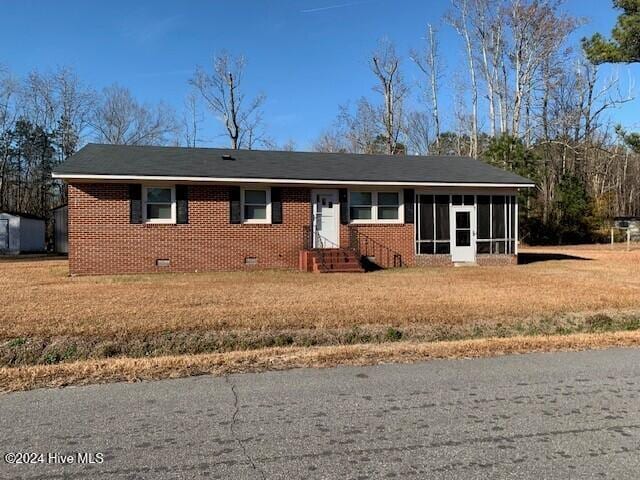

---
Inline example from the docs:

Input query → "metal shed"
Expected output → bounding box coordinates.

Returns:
[0,211,46,254]
[52,204,68,254]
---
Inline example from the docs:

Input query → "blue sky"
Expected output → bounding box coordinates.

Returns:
[1,0,638,149]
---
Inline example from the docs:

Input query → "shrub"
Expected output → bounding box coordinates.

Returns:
[384,327,403,342]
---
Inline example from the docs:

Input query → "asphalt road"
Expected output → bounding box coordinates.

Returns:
[2,348,640,479]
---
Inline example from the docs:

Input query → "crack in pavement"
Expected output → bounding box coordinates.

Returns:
[225,375,267,480]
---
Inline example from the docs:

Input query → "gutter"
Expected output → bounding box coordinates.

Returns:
[52,173,535,189]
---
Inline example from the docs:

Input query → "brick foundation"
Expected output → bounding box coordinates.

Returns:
[476,254,518,266]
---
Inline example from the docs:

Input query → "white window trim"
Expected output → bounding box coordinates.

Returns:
[142,185,176,224]
[349,190,404,224]
[241,187,272,224]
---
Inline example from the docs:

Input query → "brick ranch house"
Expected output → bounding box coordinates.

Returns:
[52,144,534,275]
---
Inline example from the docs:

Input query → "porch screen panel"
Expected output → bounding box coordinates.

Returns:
[419,195,434,254]
[435,195,450,254]
[510,196,516,253]
[477,194,517,255]
[492,195,506,254]
[416,194,451,255]
[417,195,434,254]
[435,195,450,240]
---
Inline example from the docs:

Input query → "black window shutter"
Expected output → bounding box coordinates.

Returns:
[176,185,189,224]
[404,188,415,224]
[129,184,142,224]
[230,186,241,224]
[271,187,282,224]
[339,188,349,224]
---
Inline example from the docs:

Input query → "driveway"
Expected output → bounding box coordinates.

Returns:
[2,348,640,479]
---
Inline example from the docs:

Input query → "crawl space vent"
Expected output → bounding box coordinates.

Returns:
[244,257,258,266]
[156,259,170,267]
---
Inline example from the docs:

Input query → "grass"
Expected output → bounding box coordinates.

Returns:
[4,331,640,393]
[1,243,640,390]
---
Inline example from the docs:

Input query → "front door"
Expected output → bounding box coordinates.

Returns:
[451,206,475,262]
[0,219,8,251]
[312,190,339,248]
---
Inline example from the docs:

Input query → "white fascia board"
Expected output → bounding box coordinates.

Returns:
[52,173,535,189]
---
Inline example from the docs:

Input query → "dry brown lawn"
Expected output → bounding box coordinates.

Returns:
[2,244,640,391]
[2,244,640,340]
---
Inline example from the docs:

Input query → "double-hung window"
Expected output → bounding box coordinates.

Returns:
[143,186,175,223]
[377,192,400,220]
[350,192,373,220]
[242,188,271,223]
[349,191,402,223]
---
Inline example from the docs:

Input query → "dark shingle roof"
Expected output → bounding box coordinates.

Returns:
[53,144,534,186]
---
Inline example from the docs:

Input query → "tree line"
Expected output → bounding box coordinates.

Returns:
[0,0,638,245]
[313,0,640,244]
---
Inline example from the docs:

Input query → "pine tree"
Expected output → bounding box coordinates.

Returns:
[583,0,640,64]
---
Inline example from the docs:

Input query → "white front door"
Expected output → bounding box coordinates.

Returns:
[451,206,476,262]
[312,189,340,248]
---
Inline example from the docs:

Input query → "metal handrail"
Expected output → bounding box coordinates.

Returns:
[348,226,403,268]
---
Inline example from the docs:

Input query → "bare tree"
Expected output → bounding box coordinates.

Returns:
[313,128,349,153]
[190,52,266,149]
[371,39,408,155]
[506,0,579,136]
[340,99,383,154]
[404,111,432,155]
[448,0,479,157]
[411,24,443,152]
[468,0,504,137]
[182,91,203,148]
[91,85,178,145]
[20,67,94,158]
[0,66,19,207]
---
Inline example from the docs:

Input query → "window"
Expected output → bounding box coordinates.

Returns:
[350,192,372,220]
[242,188,271,223]
[143,186,175,223]
[452,195,474,206]
[377,192,400,220]
[476,195,517,254]
[349,191,402,223]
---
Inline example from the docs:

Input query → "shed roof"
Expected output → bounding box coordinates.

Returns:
[0,211,45,220]
[53,143,535,187]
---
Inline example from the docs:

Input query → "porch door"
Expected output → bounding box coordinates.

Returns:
[0,219,8,251]
[451,206,475,262]
[312,189,340,248]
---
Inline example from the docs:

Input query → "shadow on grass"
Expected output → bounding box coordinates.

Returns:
[518,252,591,265]
[359,256,384,272]
[0,254,68,263]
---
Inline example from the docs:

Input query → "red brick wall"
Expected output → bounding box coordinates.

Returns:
[68,183,516,274]
[340,224,415,267]
[68,183,312,275]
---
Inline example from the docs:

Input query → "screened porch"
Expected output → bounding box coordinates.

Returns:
[415,193,518,262]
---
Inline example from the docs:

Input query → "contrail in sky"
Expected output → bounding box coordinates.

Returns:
[300,1,373,14]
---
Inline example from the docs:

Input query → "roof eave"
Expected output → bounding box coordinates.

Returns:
[51,173,535,189]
